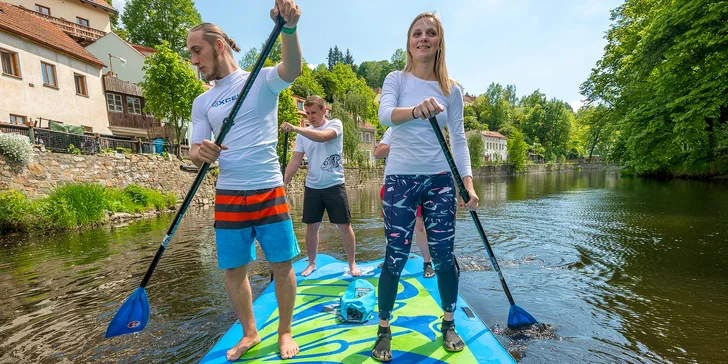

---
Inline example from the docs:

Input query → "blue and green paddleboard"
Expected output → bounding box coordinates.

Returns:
[201,254,516,363]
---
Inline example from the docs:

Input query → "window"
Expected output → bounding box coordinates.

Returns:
[41,62,57,88]
[34,4,50,15]
[297,101,303,110]
[76,17,89,27]
[365,132,371,143]
[127,96,142,114]
[106,93,123,112]
[82,125,93,133]
[9,114,26,125]
[74,74,87,96]
[1,50,21,78]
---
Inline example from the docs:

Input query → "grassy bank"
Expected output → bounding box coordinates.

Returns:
[0,183,177,234]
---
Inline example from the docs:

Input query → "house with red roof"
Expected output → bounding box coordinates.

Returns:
[0,1,111,133]
[466,130,509,162]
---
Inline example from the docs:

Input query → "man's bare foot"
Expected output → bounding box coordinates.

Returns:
[278,332,299,359]
[300,264,316,277]
[226,334,261,361]
[349,264,362,276]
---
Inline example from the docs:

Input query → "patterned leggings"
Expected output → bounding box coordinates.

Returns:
[378,173,459,321]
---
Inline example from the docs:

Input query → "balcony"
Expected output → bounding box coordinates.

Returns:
[107,112,159,130]
[19,7,106,45]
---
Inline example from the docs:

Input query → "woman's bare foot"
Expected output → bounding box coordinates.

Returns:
[226,334,261,361]
[278,332,299,359]
[300,264,316,277]
[349,264,362,276]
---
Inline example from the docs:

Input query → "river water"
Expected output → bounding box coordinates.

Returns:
[1,169,727,363]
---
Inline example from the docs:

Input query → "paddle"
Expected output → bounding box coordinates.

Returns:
[104,16,287,339]
[282,131,289,175]
[271,131,289,282]
[427,117,537,329]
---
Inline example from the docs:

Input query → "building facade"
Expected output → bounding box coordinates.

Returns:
[1,1,110,133]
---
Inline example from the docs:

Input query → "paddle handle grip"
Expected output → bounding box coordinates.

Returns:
[427,117,516,306]
[138,17,286,289]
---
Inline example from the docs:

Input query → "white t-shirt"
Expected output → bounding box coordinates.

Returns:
[294,119,345,189]
[378,71,472,178]
[191,66,291,190]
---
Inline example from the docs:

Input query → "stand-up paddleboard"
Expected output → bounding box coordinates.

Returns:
[200,254,516,363]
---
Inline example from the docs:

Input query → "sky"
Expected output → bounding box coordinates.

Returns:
[113,0,623,111]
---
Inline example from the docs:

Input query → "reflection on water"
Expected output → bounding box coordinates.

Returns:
[1,169,727,363]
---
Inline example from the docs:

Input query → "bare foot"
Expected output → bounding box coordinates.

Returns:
[349,264,362,276]
[300,264,316,277]
[278,332,299,359]
[226,334,261,361]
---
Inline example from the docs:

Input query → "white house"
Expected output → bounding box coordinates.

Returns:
[85,32,149,84]
[467,130,508,162]
[0,1,111,134]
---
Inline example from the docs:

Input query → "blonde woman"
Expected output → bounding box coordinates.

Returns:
[372,12,479,361]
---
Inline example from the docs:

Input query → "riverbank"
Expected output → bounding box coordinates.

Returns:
[1,150,616,234]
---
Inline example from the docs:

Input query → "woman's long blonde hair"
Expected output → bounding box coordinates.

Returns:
[404,12,457,96]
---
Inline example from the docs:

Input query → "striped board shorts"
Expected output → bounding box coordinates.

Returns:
[213,186,300,269]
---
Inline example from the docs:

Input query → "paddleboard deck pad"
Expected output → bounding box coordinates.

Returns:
[200,254,515,363]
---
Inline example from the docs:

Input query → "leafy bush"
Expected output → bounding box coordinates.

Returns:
[0,133,33,164]
[0,190,32,233]
[0,183,178,233]
[30,196,77,230]
[103,187,139,213]
[123,184,148,206]
[68,144,82,155]
[48,183,106,226]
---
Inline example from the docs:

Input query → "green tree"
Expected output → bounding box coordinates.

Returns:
[290,63,326,99]
[581,0,728,176]
[277,88,299,165]
[104,0,129,40]
[576,104,615,162]
[507,129,529,172]
[121,0,202,56]
[344,78,375,117]
[468,133,485,168]
[141,41,205,157]
[464,115,480,131]
[327,45,344,71]
[238,36,281,71]
[313,66,339,103]
[357,61,383,88]
[391,48,406,70]
[330,102,363,166]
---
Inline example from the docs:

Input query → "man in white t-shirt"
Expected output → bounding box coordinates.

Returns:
[281,95,361,277]
[186,1,303,360]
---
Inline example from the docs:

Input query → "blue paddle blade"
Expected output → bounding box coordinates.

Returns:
[105,287,150,338]
[507,304,537,329]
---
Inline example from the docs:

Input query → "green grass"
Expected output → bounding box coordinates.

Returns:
[0,183,178,234]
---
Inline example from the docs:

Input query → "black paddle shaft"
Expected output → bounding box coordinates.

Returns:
[282,131,289,175]
[272,131,289,283]
[427,117,516,306]
[139,17,286,289]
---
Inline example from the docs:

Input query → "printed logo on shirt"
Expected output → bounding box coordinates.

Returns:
[321,154,342,172]
[212,95,237,108]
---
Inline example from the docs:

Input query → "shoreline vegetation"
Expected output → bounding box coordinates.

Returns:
[1,163,723,236]
[0,183,177,235]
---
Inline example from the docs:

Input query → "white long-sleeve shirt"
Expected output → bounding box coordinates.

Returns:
[378,71,472,178]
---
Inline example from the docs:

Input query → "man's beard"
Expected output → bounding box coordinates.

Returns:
[208,51,222,81]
